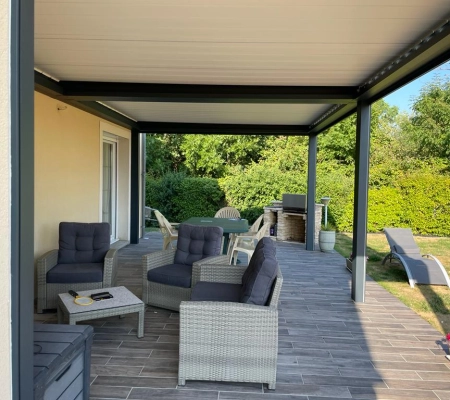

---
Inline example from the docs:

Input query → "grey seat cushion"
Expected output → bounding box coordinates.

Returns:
[46,263,103,284]
[240,237,279,306]
[191,282,242,302]
[174,224,223,266]
[58,222,110,264]
[147,264,193,288]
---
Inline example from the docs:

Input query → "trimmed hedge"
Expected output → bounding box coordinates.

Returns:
[146,172,224,222]
[338,187,404,232]
[396,173,450,236]
[336,175,450,235]
[218,164,306,222]
[316,166,354,228]
[146,170,450,236]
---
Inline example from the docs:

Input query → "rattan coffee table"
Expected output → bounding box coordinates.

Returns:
[57,286,145,338]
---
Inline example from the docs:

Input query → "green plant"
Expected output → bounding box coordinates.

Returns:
[321,223,336,231]
[218,163,306,214]
[396,173,450,235]
[146,172,225,222]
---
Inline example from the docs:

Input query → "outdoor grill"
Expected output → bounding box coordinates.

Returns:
[282,194,307,214]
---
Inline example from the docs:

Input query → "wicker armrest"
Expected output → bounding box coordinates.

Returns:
[36,249,58,275]
[142,249,176,273]
[192,263,247,286]
[36,249,59,314]
[193,254,229,266]
[103,248,118,287]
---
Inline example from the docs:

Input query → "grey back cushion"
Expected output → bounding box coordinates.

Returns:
[240,237,278,305]
[58,222,110,264]
[174,224,223,266]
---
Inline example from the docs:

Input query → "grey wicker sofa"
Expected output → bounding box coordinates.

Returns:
[178,237,282,389]
[142,223,225,311]
[37,222,118,313]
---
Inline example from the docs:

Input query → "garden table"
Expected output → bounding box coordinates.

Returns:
[57,286,145,338]
[182,217,249,255]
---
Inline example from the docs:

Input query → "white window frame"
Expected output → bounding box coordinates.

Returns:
[101,133,119,242]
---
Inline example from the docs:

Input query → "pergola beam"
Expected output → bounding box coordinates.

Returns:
[137,122,309,135]
[59,81,357,104]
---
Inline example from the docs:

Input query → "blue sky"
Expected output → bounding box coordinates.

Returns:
[383,61,450,113]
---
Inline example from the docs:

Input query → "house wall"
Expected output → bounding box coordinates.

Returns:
[34,92,131,259]
[0,0,12,395]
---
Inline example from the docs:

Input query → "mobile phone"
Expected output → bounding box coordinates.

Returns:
[90,292,113,301]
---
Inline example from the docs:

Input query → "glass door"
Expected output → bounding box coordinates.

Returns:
[102,138,117,242]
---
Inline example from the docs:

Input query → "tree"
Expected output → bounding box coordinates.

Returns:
[317,100,400,166]
[181,134,270,178]
[145,134,185,178]
[259,136,309,173]
[405,78,450,160]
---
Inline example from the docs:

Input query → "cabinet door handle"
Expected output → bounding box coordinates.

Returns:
[55,364,72,381]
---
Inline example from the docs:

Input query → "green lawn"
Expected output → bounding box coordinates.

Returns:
[335,232,450,335]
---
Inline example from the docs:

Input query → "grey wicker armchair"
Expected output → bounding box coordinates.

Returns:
[37,222,118,313]
[142,223,225,311]
[179,237,282,390]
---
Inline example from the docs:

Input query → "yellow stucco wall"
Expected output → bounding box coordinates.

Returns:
[0,0,12,396]
[34,92,131,259]
[35,93,101,257]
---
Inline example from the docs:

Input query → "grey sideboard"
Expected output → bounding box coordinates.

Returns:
[34,323,93,400]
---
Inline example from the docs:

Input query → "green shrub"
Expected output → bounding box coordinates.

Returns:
[147,167,450,237]
[367,187,404,232]
[316,164,354,229]
[338,186,404,233]
[219,163,306,221]
[172,177,224,221]
[146,172,224,222]
[146,172,186,220]
[397,173,450,235]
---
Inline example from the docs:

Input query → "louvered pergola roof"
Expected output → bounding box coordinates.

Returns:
[34,0,450,134]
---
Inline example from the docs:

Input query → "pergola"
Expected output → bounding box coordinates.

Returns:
[11,0,450,397]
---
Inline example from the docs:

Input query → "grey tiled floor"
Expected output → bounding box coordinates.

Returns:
[35,232,450,399]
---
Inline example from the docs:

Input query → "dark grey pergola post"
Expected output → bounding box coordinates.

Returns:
[140,133,147,238]
[306,134,318,251]
[352,101,371,302]
[130,129,140,244]
[11,0,35,398]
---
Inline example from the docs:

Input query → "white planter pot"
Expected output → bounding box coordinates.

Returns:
[319,230,335,252]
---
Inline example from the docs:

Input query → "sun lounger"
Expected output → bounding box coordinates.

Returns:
[382,228,450,288]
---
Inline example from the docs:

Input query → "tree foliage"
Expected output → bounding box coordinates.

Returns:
[146,172,224,222]
[180,134,269,178]
[406,79,450,160]
[146,134,185,178]
[145,77,450,236]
